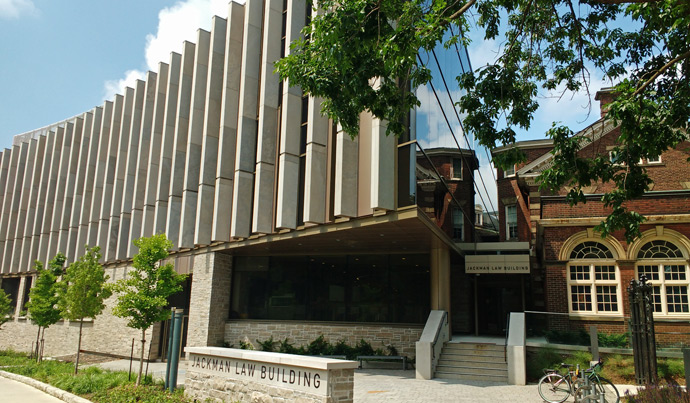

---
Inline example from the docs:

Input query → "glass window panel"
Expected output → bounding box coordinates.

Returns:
[595,265,616,281]
[596,285,618,312]
[666,286,689,313]
[570,265,590,281]
[452,158,462,179]
[571,285,592,312]
[570,241,613,259]
[664,265,687,281]
[506,205,518,239]
[637,265,660,281]
[638,240,683,259]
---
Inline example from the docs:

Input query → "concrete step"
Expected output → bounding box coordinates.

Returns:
[443,343,505,353]
[434,370,508,383]
[440,350,506,361]
[436,363,507,376]
[437,358,507,369]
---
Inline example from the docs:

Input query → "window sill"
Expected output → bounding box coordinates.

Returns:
[568,314,625,321]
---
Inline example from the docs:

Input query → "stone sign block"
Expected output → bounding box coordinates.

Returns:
[185,347,358,402]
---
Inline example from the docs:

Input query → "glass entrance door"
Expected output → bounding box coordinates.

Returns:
[476,275,524,335]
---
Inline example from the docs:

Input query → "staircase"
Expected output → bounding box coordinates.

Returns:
[434,342,508,382]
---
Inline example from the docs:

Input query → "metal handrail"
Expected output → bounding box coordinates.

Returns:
[504,312,510,362]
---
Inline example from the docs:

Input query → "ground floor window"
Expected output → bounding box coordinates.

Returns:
[567,264,621,315]
[230,254,430,324]
[637,263,689,315]
[0,277,21,314]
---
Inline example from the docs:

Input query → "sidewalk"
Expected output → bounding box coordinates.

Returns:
[95,359,637,402]
[0,375,64,403]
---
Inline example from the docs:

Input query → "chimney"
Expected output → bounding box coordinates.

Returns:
[594,87,618,117]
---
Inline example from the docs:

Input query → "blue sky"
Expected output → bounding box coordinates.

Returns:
[0,0,612,210]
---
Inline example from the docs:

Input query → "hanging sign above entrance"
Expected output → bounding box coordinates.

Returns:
[465,255,530,274]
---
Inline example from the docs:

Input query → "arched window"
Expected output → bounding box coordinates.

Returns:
[636,240,689,315]
[567,241,621,315]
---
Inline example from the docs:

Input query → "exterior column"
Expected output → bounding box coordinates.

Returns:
[117,79,147,260]
[142,63,170,239]
[4,143,28,273]
[12,138,40,272]
[106,87,135,261]
[57,116,84,262]
[180,29,211,249]
[0,149,11,271]
[212,2,245,242]
[230,0,263,239]
[167,41,196,249]
[18,135,46,271]
[127,71,158,256]
[274,0,305,231]
[430,243,451,312]
[334,124,358,217]
[187,252,233,347]
[86,102,113,251]
[67,112,94,261]
[76,107,103,259]
[154,53,181,235]
[29,131,56,266]
[38,127,65,265]
[195,17,228,246]
[97,95,124,262]
[370,117,395,211]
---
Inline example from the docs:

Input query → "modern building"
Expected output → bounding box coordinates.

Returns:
[492,90,690,344]
[0,0,479,361]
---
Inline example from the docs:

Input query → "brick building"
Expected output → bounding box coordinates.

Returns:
[492,89,690,343]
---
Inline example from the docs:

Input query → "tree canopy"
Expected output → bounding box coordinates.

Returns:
[276,0,690,241]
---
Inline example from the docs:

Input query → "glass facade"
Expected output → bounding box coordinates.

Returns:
[230,254,430,324]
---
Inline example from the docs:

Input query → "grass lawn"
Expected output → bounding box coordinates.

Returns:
[0,350,191,403]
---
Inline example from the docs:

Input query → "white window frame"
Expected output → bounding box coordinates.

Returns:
[451,158,463,180]
[636,262,689,316]
[505,205,518,240]
[646,155,662,164]
[567,261,622,316]
[504,164,516,177]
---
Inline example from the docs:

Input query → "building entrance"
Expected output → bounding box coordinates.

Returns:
[475,275,525,336]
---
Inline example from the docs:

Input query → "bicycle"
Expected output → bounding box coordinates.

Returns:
[538,360,620,403]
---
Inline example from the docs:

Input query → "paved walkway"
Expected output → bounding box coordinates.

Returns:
[0,375,64,403]
[2,359,635,403]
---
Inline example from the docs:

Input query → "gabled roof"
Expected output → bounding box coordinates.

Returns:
[516,118,618,177]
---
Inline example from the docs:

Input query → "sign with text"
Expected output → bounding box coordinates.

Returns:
[465,254,530,274]
[188,353,329,396]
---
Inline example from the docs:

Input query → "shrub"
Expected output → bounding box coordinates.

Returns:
[306,335,332,356]
[526,347,563,381]
[545,329,590,345]
[625,384,690,403]
[354,339,375,357]
[256,336,277,352]
[90,384,191,403]
[658,358,685,381]
[599,332,630,348]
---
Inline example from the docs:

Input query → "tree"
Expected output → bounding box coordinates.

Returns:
[276,0,690,242]
[26,254,66,362]
[111,234,186,386]
[0,288,12,329]
[59,246,111,374]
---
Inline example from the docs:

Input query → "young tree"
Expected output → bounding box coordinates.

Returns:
[0,288,12,329]
[276,0,690,242]
[59,246,111,374]
[111,234,186,386]
[26,253,66,362]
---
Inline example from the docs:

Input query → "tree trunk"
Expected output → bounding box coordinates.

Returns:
[136,329,146,386]
[39,327,46,362]
[34,326,41,363]
[74,319,84,375]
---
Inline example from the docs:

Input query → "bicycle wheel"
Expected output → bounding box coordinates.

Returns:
[538,373,571,403]
[595,377,620,403]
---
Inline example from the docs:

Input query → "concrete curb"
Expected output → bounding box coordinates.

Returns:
[0,370,93,403]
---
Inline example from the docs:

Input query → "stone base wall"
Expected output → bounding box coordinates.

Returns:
[185,368,354,403]
[225,320,423,359]
[0,265,160,359]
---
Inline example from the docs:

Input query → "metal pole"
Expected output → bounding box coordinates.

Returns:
[683,348,690,388]
[589,325,599,363]
[169,309,183,392]
[164,307,175,389]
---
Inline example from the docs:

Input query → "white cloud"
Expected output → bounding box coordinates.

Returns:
[415,84,471,150]
[102,0,236,100]
[103,70,147,101]
[0,0,37,19]
[475,151,498,214]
